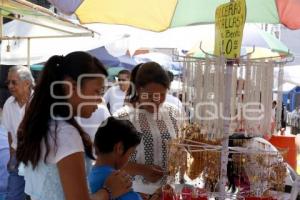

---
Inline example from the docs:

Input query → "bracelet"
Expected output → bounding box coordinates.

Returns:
[102,185,113,200]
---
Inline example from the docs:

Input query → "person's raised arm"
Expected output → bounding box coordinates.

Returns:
[90,171,132,199]
[58,152,132,200]
[123,162,163,183]
[58,152,91,200]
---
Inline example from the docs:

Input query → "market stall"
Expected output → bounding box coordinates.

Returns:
[162,0,296,198]
[4,0,300,199]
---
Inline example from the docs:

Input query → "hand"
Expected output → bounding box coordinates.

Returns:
[139,193,150,200]
[149,187,163,200]
[104,170,132,199]
[148,193,160,200]
[6,159,11,172]
[6,156,14,172]
[139,188,162,200]
[141,165,164,183]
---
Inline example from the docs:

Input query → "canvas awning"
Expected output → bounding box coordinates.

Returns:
[0,0,97,38]
[0,18,123,65]
[0,0,108,65]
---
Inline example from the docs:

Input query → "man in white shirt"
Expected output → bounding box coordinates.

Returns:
[271,100,277,134]
[104,70,131,114]
[2,66,34,200]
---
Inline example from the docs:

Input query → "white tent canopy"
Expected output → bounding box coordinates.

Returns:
[85,23,290,57]
[0,0,121,65]
[273,82,297,93]
[86,23,209,56]
[0,19,119,65]
[274,65,300,87]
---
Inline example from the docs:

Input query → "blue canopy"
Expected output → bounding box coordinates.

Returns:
[88,47,137,69]
[88,47,120,67]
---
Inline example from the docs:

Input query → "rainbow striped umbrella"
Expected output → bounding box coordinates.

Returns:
[49,0,300,31]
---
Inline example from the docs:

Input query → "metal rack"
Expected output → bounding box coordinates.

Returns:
[169,45,294,199]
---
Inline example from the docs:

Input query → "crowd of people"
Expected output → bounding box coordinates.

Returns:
[0,51,184,200]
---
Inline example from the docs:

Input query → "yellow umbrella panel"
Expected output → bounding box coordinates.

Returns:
[76,0,177,31]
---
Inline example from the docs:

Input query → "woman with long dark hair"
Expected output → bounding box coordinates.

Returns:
[114,62,183,199]
[16,52,131,200]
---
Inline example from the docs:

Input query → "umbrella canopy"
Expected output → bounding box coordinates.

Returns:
[48,0,300,31]
[118,55,138,69]
[84,24,290,59]
[274,65,300,86]
[89,46,138,69]
[187,24,290,59]
[88,47,121,67]
[134,52,182,75]
[273,82,297,93]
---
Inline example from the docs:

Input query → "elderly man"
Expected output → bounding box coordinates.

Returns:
[2,66,34,200]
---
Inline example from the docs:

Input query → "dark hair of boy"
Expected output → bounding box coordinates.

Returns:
[118,69,131,76]
[94,117,141,155]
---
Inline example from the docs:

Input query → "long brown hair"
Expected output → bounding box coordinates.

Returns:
[126,62,170,103]
[16,51,108,168]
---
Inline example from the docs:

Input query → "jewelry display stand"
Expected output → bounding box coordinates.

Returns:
[165,47,293,199]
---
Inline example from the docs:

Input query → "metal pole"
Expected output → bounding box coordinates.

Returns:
[11,0,100,36]
[219,60,232,199]
[4,15,75,35]
[0,33,95,40]
[27,38,30,67]
[0,15,2,63]
[0,15,3,37]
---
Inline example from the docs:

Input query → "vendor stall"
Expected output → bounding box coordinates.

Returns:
[3,0,300,199]
[162,0,295,198]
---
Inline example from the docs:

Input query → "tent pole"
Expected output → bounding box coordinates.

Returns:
[1,34,95,40]
[0,15,2,64]
[0,0,2,37]
[13,0,99,36]
[4,15,75,35]
[27,38,30,67]
[0,15,3,38]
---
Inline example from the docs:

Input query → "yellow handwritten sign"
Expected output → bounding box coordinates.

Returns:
[214,0,246,59]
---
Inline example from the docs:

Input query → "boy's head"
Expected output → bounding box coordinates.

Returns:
[94,117,141,169]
